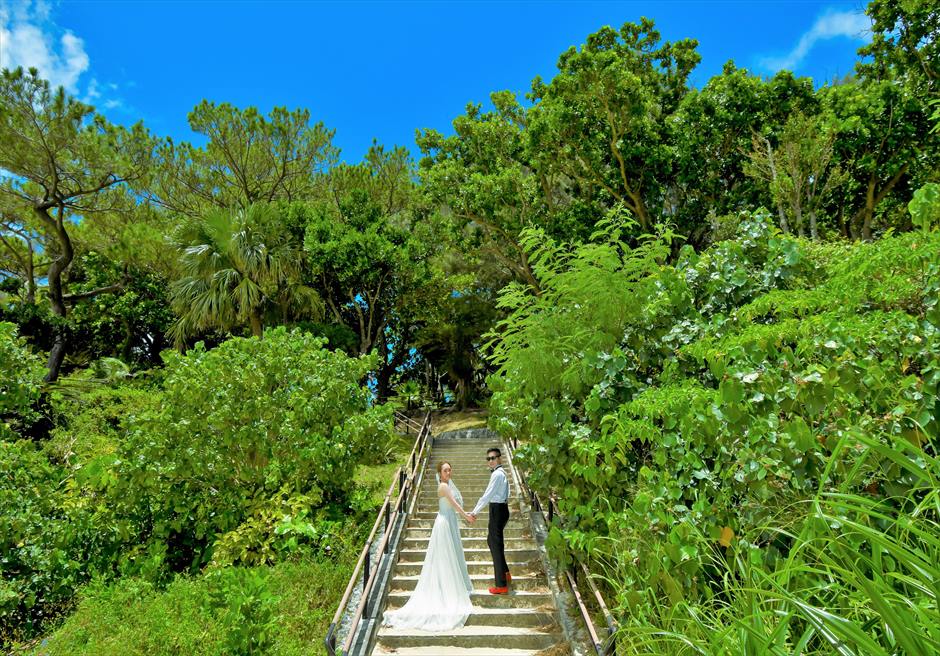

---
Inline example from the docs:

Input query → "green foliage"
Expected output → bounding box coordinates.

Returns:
[27,553,356,656]
[65,251,174,366]
[528,19,700,231]
[0,440,116,643]
[207,567,280,655]
[909,182,940,232]
[151,100,338,217]
[43,379,158,469]
[0,321,44,438]
[110,328,392,572]
[170,203,321,342]
[488,209,940,651]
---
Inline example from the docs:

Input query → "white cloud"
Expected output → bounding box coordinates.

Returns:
[760,9,871,72]
[0,0,89,91]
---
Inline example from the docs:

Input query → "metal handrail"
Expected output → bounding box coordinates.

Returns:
[393,410,423,436]
[324,411,432,656]
[504,436,618,656]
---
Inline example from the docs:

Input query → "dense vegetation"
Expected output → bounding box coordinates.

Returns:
[0,0,937,653]
[489,211,939,653]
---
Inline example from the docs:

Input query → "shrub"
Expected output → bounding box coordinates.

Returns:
[0,441,115,644]
[109,327,393,573]
[487,210,940,652]
[0,321,44,439]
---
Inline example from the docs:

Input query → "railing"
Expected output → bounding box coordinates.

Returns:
[393,410,423,437]
[324,410,433,656]
[504,435,618,656]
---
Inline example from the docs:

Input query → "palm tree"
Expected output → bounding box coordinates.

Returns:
[169,203,320,343]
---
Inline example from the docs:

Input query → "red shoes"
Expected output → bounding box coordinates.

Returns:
[488,572,512,594]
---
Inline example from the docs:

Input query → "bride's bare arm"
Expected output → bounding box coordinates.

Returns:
[439,483,471,519]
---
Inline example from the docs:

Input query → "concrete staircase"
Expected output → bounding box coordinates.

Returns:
[371,436,565,656]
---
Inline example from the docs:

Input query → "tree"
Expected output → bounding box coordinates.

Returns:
[859,0,938,96]
[0,195,47,305]
[527,19,700,232]
[414,289,497,409]
[672,65,818,243]
[304,146,428,354]
[151,101,338,217]
[745,112,847,239]
[301,144,438,401]
[0,67,155,381]
[169,203,319,342]
[824,78,934,239]
[417,92,552,292]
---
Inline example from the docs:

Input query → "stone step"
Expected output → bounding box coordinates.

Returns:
[416,493,514,501]
[420,477,505,484]
[375,626,560,651]
[391,575,547,592]
[398,548,538,563]
[412,508,522,521]
[408,511,528,531]
[385,591,555,610]
[373,647,544,656]
[402,536,535,550]
[413,506,522,516]
[378,607,554,630]
[404,527,530,539]
[395,560,542,577]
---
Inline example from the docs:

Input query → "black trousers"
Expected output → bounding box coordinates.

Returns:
[487,502,510,587]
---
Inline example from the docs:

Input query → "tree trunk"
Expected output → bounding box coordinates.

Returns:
[861,177,877,241]
[121,317,134,362]
[25,238,36,304]
[38,205,74,383]
[249,312,263,338]
[809,209,818,241]
[45,335,67,383]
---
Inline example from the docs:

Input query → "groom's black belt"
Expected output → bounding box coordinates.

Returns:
[489,501,508,506]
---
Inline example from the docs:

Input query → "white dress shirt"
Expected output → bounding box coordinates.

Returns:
[472,465,510,515]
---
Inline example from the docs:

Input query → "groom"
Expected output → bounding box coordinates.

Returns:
[469,447,511,594]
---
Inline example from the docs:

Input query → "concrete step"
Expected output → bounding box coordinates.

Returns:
[412,511,522,521]
[375,626,560,651]
[413,505,522,516]
[395,560,542,577]
[398,548,538,563]
[379,607,553,629]
[391,575,547,592]
[373,647,545,656]
[404,527,530,539]
[385,591,555,610]
[408,516,528,529]
[402,536,535,550]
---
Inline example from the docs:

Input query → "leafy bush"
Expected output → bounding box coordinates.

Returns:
[44,380,159,470]
[0,321,44,439]
[0,441,116,644]
[109,327,393,573]
[487,209,940,652]
[207,567,280,655]
[27,554,357,656]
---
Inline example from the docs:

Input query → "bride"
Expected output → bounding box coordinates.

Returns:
[383,460,474,631]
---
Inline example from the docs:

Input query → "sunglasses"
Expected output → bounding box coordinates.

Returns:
[486,456,499,461]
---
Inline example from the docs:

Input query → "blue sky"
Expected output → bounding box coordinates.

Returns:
[1,0,871,163]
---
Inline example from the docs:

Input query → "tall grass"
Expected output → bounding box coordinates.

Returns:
[606,431,940,655]
[26,555,355,656]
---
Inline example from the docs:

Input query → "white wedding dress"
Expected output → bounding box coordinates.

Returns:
[382,479,473,631]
